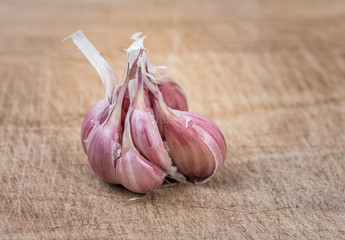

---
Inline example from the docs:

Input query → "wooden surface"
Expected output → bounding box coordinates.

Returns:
[1,0,345,239]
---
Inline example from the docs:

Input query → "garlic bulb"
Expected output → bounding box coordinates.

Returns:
[69,30,227,193]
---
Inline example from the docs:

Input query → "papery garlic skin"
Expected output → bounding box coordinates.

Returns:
[81,99,109,153]
[116,148,165,193]
[68,30,116,104]
[162,110,226,183]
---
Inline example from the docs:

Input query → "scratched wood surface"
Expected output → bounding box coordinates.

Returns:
[1,0,345,239]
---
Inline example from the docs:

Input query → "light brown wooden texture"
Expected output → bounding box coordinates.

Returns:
[1,0,345,239]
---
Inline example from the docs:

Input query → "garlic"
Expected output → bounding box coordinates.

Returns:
[116,81,165,193]
[116,147,166,193]
[69,30,227,193]
[157,92,227,184]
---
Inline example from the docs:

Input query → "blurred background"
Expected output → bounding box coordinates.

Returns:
[1,0,345,239]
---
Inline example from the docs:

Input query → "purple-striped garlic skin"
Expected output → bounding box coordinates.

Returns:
[127,64,173,172]
[84,123,122,184]
[158,79,188,111]
[116,80,166,193]
[130,105,172,171]
[162,110,226,184]
[150,79,188,138]
[183,112,227,162]
[81,99,109,153]
[116,148,166,193]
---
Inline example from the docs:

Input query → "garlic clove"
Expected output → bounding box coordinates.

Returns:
[143,58,188,111]
[81,98,109,153]
[162,109,226,184]
[158,78,188,111]
[84,123,122,184]
[183,111,227,162]
[116,79,166,193]
[116,148,165,193]
[128,62,173,172]
[84,67,131,185]
[69,30,125,184]
[130,106,172,171]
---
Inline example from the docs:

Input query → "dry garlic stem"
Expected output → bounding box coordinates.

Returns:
[69,30,116,104]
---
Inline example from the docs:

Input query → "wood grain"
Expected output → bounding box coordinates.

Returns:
[1,0,345,239]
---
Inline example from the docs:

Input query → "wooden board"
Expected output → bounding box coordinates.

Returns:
[1,0,345,238]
